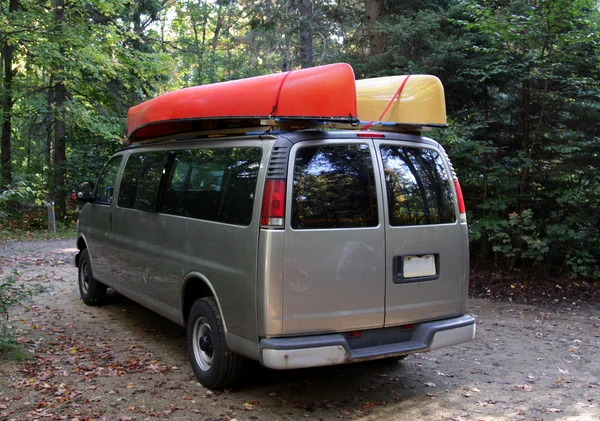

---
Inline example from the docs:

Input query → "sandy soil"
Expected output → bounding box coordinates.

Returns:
[0,239,599,421]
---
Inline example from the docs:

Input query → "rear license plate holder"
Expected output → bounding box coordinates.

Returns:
[394,254,439,283]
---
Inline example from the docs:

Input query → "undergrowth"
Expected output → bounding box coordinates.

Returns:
[0,271,46,361]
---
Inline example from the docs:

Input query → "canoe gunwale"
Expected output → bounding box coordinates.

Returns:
[125,115,362,143]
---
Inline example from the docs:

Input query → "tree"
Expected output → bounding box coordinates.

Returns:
[0,0,19,188]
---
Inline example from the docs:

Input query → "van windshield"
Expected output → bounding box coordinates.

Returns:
[380,145,455,226]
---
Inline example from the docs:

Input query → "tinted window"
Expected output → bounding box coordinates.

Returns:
[380,145,455,226]
[94,156,122,204]
[118,152,169,212]
[292,144,378,229]
[160,148,262,226]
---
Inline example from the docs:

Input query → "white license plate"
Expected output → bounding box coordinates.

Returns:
[403,255,436,278]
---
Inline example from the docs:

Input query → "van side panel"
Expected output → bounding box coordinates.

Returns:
[461,222,470,314]
[112,211,261,337]
[110,209,182,322]
[109,140,267,341]
[257,230,285,337]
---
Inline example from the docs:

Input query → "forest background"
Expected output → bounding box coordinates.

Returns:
[0,0,598,281]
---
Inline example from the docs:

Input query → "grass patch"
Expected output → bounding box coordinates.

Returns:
[0,225,77,242]
[0,341,31,363]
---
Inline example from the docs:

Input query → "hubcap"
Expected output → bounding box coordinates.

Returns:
[199,332,213,354]
[80,260,90,294]
[193,318,214,371]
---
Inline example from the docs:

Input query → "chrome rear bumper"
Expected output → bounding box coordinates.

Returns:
[259,314,476,370]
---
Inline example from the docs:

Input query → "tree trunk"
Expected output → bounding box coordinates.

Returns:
[365,0,383,57]
[191,7,208,86]
[518,78,531,214]
[209,6,223,84]
[0,0,19,188]
[298,0,314,68]
[53,0,67,221]
[45,77,54,178]
[480,83,490,261]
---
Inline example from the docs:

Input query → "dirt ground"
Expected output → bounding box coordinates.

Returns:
[0,239,599,421]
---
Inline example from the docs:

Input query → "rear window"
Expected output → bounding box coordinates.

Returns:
[380,145,455,226]
[291,144,378,229]
[159,147,261,226]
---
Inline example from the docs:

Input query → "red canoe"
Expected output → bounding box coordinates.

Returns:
[126,63,358,141]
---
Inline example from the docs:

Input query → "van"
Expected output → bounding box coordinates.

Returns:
[74,64,475,389]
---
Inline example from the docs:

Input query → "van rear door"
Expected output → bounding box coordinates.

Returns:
[282,140,386,335]
[375,140,466,327]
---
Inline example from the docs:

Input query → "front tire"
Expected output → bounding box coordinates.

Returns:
[78,249,107,305]
[187,297,245,389]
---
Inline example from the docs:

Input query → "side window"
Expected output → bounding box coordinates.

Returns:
[380,145,455,226]
[291,144,378,229]
[160,147,262,226]
[94,156,123,204]
[118,152,169,212]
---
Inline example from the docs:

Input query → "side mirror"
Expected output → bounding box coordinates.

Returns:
[75,180,95,203]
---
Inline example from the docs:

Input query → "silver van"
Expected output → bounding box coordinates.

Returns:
[75,130,475,389]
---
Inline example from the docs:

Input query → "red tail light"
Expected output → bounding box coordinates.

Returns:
[454,180,466,214]
[261,179,286,227]
[357,132,385,138]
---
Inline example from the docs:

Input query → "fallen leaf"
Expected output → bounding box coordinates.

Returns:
[423,382,436,388]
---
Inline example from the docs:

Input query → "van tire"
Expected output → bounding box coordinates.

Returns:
[187,297,245,389]
[78,249,107,305]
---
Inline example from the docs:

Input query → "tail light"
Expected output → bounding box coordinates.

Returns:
[261,179,286,228]
[454,180,467,221]
[357,132,385,138]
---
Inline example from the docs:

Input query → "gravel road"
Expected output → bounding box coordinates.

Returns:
[0,239,598,421]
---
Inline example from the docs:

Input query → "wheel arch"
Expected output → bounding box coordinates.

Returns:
[75,235,89,268]
[180,273,226,331]
[76,235,87,250]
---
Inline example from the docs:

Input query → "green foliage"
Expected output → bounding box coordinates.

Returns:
[433,0,600,278]
[0,0,599,280]
[0,271,46,347]
[0,181,47,221]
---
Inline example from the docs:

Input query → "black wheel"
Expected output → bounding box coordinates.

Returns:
[78,249,107,306]
[187,297,245,389]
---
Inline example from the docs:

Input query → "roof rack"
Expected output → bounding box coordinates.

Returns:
[124,63,447,145]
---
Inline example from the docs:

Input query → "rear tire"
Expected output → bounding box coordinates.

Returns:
[187,297,245,389]
[77,249,107,305]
